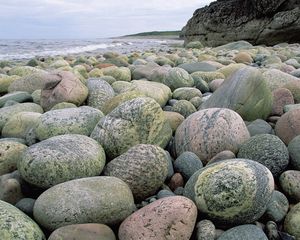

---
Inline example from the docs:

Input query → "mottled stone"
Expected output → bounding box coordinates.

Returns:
[102,66,131,81]
[196,219,215,240]
[87,78,115,111]
[264,191,289,222]
[164,111,185,133]
[118,196,197,240]
[218,224,268,240]
[33,177,135,231]
[284,202,300,239]
[0,141,27,175]
[91,97,172,159]
[201,67,273,121]
[263,69,300,91]
[0,102,43,131]
[275,108,300,145]
[175,108,250,164]
[0,75,20,93]
[35,106,103,140]
[40,71,88,111]
[128,80,172,107]
[0,200,45,240]
[2,112,42,141]
[0,91,32,107]
[178,62,217,74]
[174,152,203,180]
[48,224,116,240]
[172,87,202,101]
[191,71,225,83]
[184,159,274,225]
[288,135,300,170]
[0,171,23,204]
[104,144,169,200]
[172,100,197,118]
[237,134,289,177]
[247,119,273,136]
[163,67,194,91]
[168,173,184,191]
[233,52,253,64]
[207,150,236,165]
[280,170,300,202]
[19,134,106,188]
[272,88,295,116]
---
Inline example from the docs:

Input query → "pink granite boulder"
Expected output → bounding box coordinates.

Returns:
[271,88,294,116]
[118,196,197,240]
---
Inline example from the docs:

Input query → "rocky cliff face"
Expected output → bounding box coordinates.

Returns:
[183,0,300,46]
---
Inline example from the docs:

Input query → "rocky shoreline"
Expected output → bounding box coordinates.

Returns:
[1,40,300,239]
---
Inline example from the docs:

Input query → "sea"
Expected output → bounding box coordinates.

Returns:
[0,38,183,61]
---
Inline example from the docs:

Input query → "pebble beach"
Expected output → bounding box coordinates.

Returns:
[1,39,300,239]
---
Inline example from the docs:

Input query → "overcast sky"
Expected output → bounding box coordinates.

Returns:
[0,0,213,39]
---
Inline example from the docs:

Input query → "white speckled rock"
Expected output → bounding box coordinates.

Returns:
[18,134,106,188]
[175,108,250,164]
[184,159,274,225]
[91,97,172,159]
[118,196,197,240]
[33,176,135,231]
[0,200,45,240]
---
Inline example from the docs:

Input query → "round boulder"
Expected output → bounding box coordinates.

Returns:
[48,224,116,240]
[18,134,106,188]
[279,170,300,202]
[271,88,294,116]
[184,159,274,225]
[218,224,268,240]
[118,196,197,240]
[35,106,104,141]
[275,108,300,145]
[104,144,169,200]
[288,135,300,170]
[284,202,300,239]
[0,141,27,175]
[264,190,289,222]
[91,97,172,159]
[33,176,135,231]
[175,108,250,164]
[163,67,194,91]
[237,134,289,177]
[0,200,45,240]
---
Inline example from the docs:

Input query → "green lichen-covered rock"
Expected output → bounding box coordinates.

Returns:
[279,170,300,202]
[184,159,274,225]
[0,200,45,240]
[172,87,202,101]
[0,141,27,175]
[102,66,131,82]
[31,89,41,105]
[111,81,132,94]
[172,100,197,118]
[104,144,169,200]
[185,41,204,49]
[50,59,70,69]
[0,102,43,131]
[0,75,20,93]
[284,202,300,239]
[191,71,225,83]
[163,67,194,91]
[18,134,106,188]
[50,102,77,110]
[164,111,185,133]
[9,66,46,77]
[175,108,250,164]
[8,72,50,94]
[217,63,246,78]
[91,97,172,159]
[237,134,289,177]
[0,91,32,107]
[178,62,217,74]
[218,224,268,240]
[201,67,273,121]
[88,68,104,78]
[87,78,115,111]
[35,106,103,140]
[128,80,172,107]
[33,176,135,231]
[2,112,42,140]
[102,90,145,115]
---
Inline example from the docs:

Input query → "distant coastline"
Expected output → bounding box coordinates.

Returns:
[118,30,182,40]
